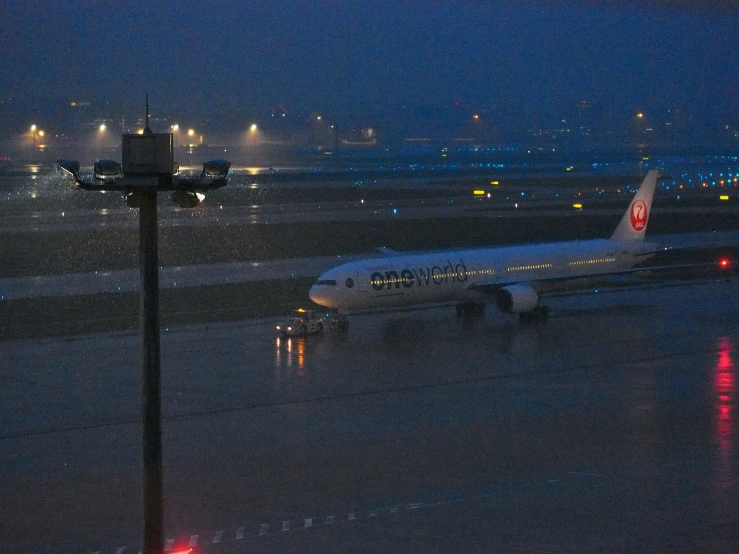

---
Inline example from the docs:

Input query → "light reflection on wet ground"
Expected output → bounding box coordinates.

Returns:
[715,336,736,516]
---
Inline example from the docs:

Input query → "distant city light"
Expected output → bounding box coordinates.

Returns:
[250,124,257,131]
[316,116,322,121]
[171,124,179,131]
[719,195,729,200]
[99,124,106,132]
[37,130,44,137]
[636,113,644,118]
[137,129,144,134]
[30,124,37,131]
[473,114,479,119]
[188,129,195,136]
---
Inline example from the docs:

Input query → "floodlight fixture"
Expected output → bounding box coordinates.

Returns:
[56,159,82,186]
[201,158,231,179]
[172,190,205,208]
[94,159,123,180]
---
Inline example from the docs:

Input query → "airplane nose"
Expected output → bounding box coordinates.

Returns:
[309,284,336,308]
[308,285,320,303]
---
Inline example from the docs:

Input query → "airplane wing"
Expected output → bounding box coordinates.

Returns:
[466,231,738,296]
[468,260,734,296]
[643,231,739,254]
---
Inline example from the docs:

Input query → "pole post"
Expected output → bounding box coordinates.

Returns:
[140,188,163,554]
[54,116,229,554]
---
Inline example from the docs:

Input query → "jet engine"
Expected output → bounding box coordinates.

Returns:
[495,285,539,313]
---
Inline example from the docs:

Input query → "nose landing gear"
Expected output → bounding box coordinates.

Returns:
[329,313,350,331]
[519,305,550,323]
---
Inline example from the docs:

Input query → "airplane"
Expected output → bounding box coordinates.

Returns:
[308,170,732,323]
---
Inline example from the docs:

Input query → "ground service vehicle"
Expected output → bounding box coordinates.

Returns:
[275,309,325,337]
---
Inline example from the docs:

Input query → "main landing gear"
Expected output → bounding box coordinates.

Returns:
[456,302,486,317]
[519,304,550,323]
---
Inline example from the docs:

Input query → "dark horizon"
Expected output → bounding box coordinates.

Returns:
[2,2,738,123]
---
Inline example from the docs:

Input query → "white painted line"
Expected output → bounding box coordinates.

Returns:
[188,535,198,547]
[236,526,245,540]
[164,538,174,551]
[348,512,356,520]
[115,548,126,554]
[390,506,398,513]
[212,531,223,543]
[409,502,420,510]
[259,523,268,535]
[281,521,290,532]
[369,510,378,517]
[304,518,312,528]
[325,515,335,524]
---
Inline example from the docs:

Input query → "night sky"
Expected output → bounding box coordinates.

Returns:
[1,1,737,124]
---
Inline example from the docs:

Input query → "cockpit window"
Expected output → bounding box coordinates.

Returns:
[316,279,337,286]
[345,278,355,288]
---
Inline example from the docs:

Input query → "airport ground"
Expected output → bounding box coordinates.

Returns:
[1,168,738,552]
[1,279,738,553]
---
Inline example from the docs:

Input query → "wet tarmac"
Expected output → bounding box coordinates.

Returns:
[1,278,737,553]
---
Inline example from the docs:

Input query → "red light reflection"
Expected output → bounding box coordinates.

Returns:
[714,336,735,509]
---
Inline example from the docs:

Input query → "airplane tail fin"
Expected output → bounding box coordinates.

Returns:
[610,170,658,242]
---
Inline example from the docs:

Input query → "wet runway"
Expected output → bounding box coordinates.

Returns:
[1,278,737,553]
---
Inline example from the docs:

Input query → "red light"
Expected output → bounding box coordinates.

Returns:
[719,258,730,268]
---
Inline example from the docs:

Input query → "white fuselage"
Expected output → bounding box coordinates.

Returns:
[309,239,657,312]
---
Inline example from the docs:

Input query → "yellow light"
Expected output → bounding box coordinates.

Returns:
[316,116,322,121]
[719,195,729,201]
[473,190,485,195]
[70,102,76,107]
[30,124,37,132]
[37,130,44,137]
[297,308,305,312]
[99,124,106,132]
[473,114,479,119]
[188,129,195,136]
[637,113,644,118]
[137,128,144,134]
[491,181,499,185]
[171,124,179,131]
[250,124,257,131]
[573,203,583,209]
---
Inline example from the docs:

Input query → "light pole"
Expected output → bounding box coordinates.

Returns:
[56,99,230,554]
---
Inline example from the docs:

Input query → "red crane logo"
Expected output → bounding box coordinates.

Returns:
[630,200,648,231]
